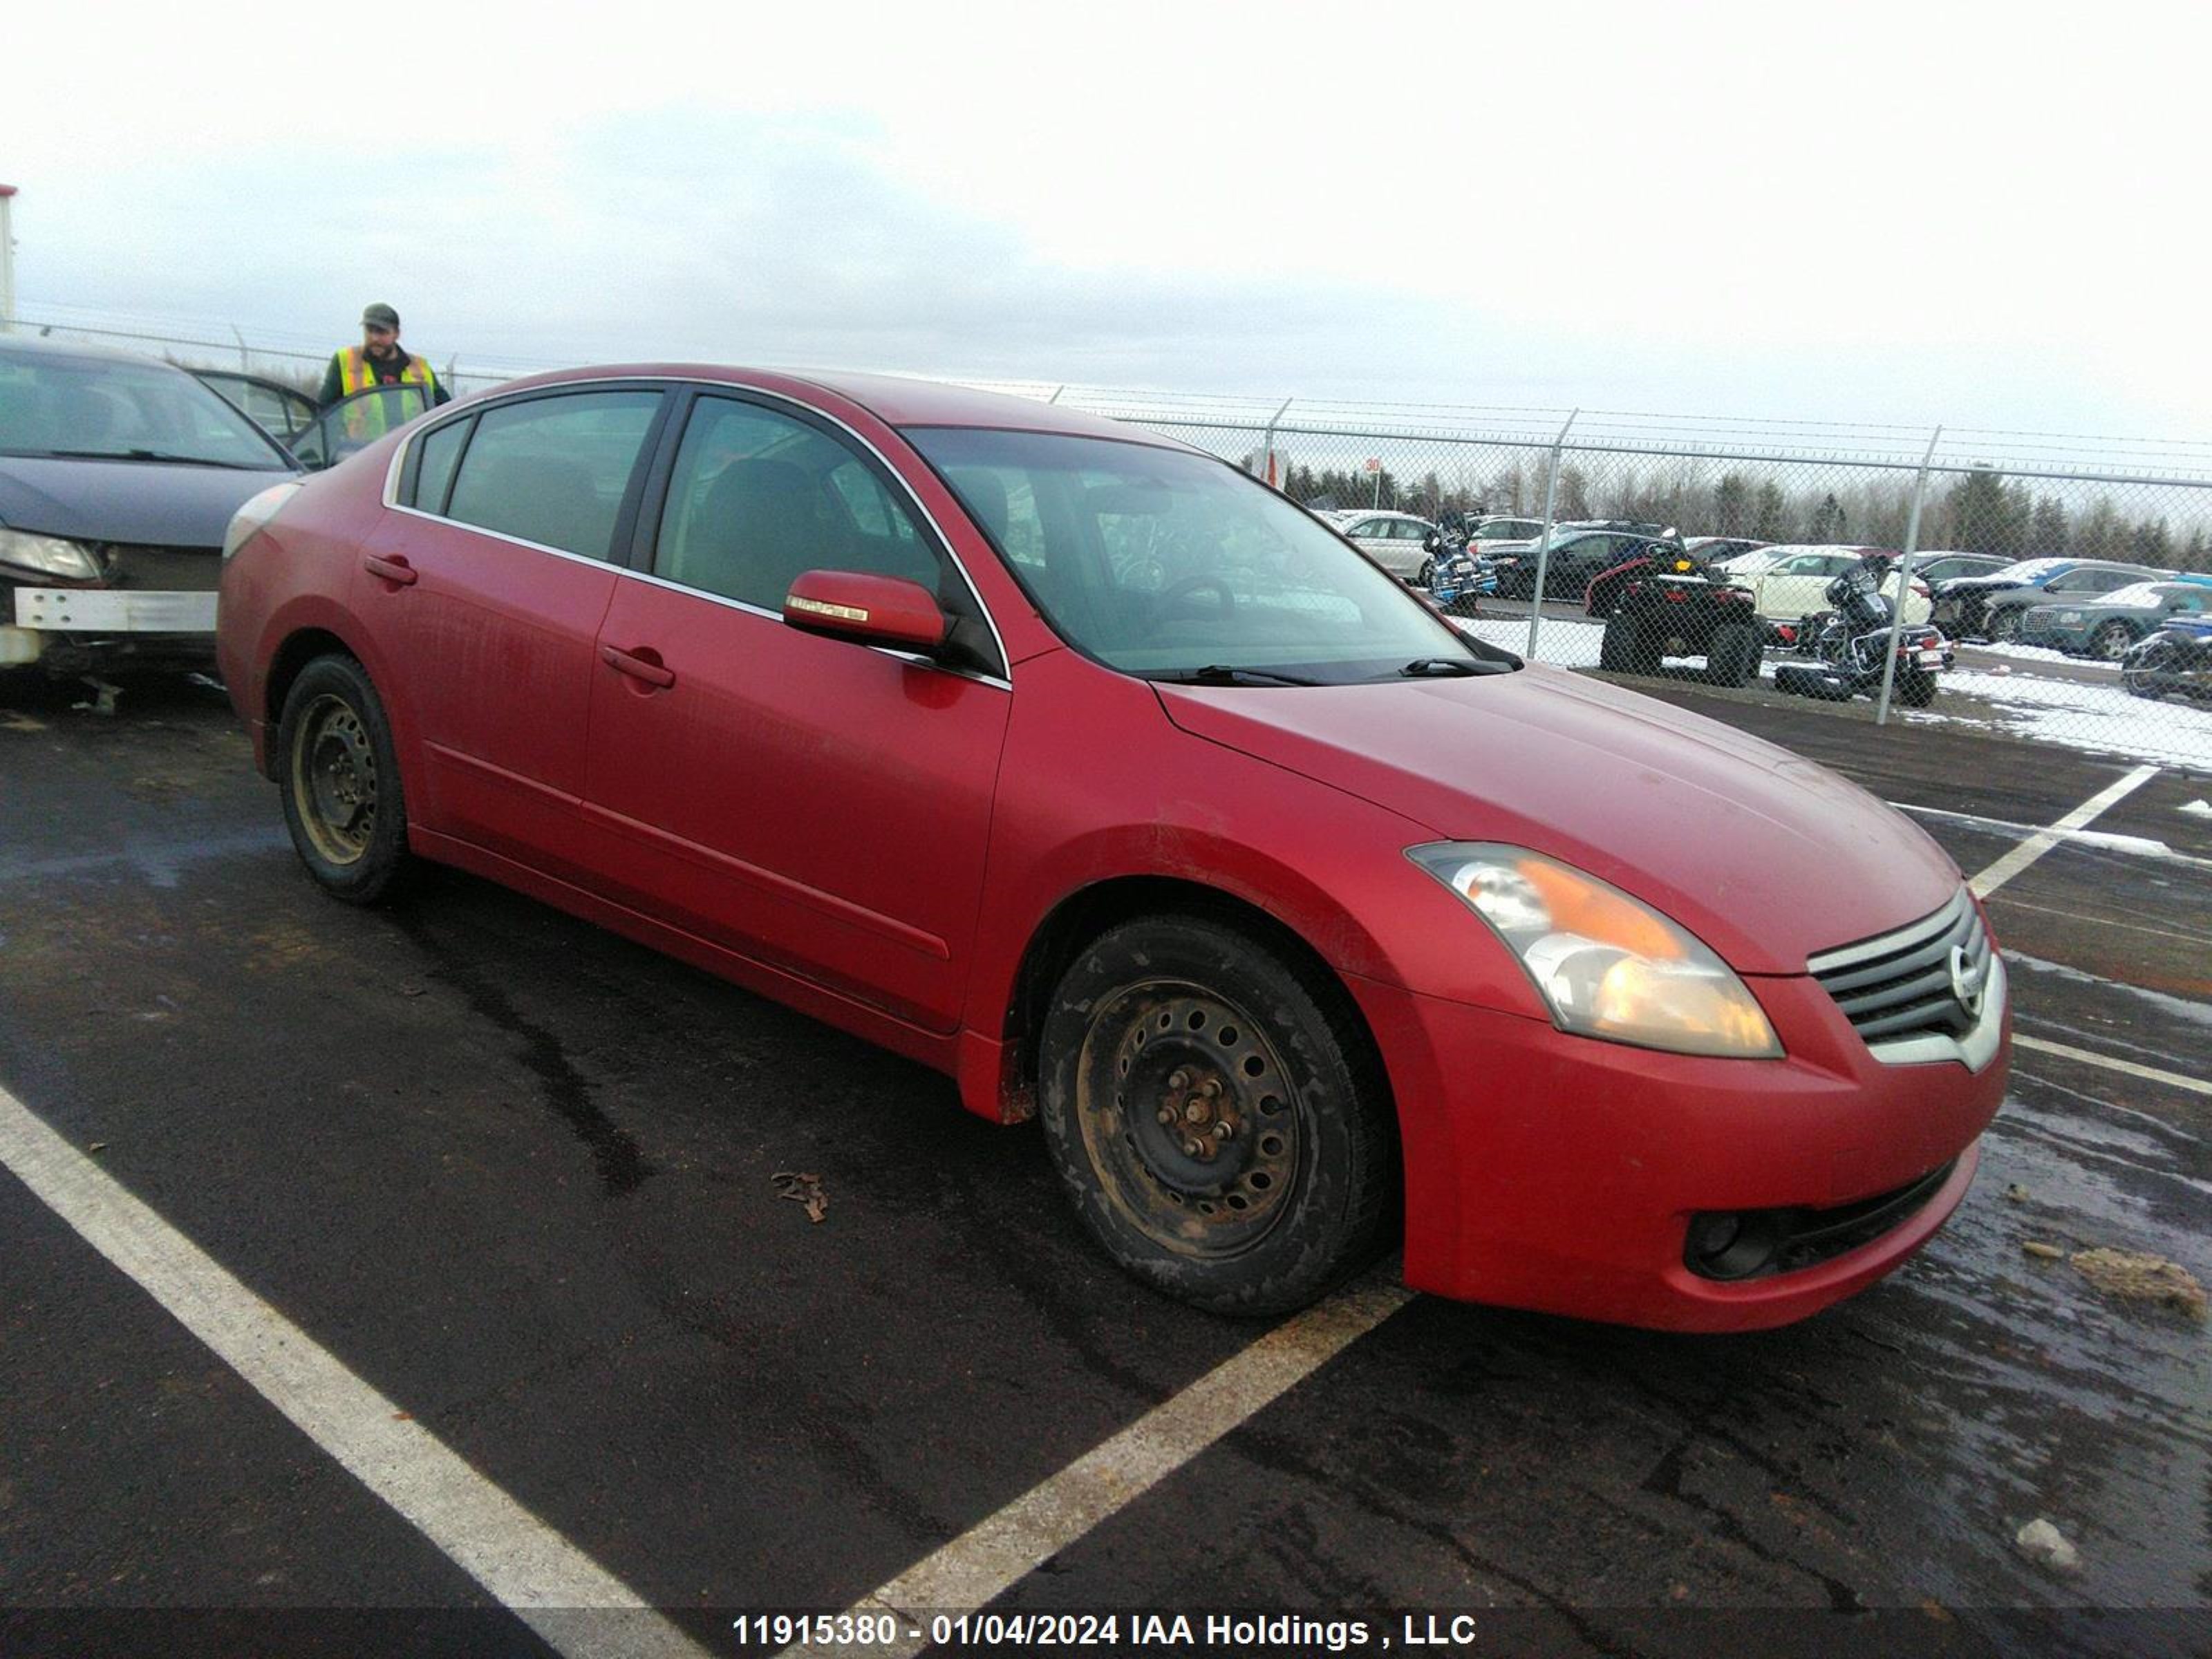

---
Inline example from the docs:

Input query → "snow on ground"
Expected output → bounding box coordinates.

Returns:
[1453,612,2212,773]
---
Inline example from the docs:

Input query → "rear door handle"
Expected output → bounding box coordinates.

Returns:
[600,645,676,689]
[363,554,418,586]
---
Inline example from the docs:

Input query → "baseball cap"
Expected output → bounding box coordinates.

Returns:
[361,303,401,330]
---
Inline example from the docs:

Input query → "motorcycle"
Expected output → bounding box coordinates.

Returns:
[1772,559,1948,708]
[2120,616,2212,703]
[1417,514,1496,614]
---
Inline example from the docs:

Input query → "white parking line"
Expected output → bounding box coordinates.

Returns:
[0,1082,715,1659]
[785,1275,1415,1659]
[2013,1035,2212,1099]
[1967,765,2162,898]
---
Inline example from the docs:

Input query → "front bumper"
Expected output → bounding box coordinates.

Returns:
[4,588,221,671]
[1350,962,2008,1331]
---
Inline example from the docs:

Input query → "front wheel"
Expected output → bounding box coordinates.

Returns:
[1038,915,1395,1317]
[277,654,415,903]
[2091,621,2134,662]
[1987,607,2023,644]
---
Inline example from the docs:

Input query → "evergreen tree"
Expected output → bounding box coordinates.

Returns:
[1752,482,1791,541]
[1808,493,1848,543]
[1712,471,1752,537]
[2027,496,2068,557]
[2129,517,2172,565]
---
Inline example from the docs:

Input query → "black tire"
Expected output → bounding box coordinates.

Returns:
[1705,622,1761,688]
[1987,606,2023,644]
[1895,670,1940,709]
[276,654,415,903]
[2122,639,2173,700]
[2090,621,2134,662]
[1599,612,1646,673]
[1038,915,1395,1317]
[1416,557,1436,589]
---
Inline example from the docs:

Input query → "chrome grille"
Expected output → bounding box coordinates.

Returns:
[1807,889,2003,1069]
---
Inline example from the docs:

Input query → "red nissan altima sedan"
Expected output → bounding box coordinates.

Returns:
[215,365,2009,1330]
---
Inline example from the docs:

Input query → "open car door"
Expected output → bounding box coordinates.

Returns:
[284,383,437,471]
[191,369,322,445]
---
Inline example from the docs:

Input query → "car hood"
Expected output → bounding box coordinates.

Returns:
[1156,665,1960,975]
[0,457,296,548]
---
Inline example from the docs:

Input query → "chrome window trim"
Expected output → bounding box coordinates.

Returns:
[379,373,1014,685]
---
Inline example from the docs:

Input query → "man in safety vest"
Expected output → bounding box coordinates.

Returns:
[319,303,449,441]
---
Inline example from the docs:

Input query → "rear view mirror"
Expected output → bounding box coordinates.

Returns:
[783,570,948,654]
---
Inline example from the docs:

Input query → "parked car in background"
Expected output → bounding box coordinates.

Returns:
[1490,527,1682,601]
[1470,514,1545,545]
[1902,551,2010,585]
[1930,557,2165,643]
[1333,509,1438,579]
[1685,536,1768,564]
[2021,581,2212,659]
[0,334,302,675]
[1725,545,1933,627]
[193,370,438,473]
[216,361,2007,1331]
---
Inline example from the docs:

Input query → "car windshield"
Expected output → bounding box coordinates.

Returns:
[0,349,292,469]
[1717,550,1782,573]
[909,428,1506,683]
[2097,583,2171,607]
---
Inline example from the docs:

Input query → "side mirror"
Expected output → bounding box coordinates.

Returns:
[783,570,948,654]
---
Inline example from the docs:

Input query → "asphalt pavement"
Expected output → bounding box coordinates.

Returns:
[1,669,2206,1659]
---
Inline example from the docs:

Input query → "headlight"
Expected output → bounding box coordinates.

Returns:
[0,526,104,582]
[223,482,304,561]
[1409,843,1783,1058]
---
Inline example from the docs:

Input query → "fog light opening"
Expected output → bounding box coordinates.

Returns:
[1685,1211,1778,1281]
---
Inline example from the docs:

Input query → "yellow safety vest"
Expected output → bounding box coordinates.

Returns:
[335,347,439,440]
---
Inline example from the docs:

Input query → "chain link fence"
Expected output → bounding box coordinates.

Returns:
[982,386,2212,774]
[12,305,2211,773]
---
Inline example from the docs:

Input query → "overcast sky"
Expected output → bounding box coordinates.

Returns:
[7,1,2210,440]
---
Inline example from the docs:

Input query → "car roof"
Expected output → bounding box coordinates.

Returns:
[481,363,1194,451]
[0,332,200,375]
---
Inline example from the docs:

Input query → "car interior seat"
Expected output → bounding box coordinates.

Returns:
[681,458,834,606]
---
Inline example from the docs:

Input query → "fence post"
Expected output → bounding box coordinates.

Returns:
[1525,409,1579,659]
[1259,396,1293,485]
[1047,385,1065,404]
[230,325,250,373]
[1874,424,1942,725]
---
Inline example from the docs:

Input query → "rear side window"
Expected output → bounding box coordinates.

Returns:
[410,418,471,514]
[442,391,662,560]
[652,396,941,610]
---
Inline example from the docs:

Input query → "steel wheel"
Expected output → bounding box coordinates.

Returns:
[1077,986,1302,1256]
[292,693,379,865]
[1040,915,1394,1315]
[277,654,416,903]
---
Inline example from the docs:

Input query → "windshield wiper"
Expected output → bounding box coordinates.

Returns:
[1153,664,1324,687]
[44,448,261,469]
[1399,657,1510,677]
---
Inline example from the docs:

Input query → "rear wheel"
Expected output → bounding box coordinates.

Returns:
[2123,639,2173,699]
[1416,557,1436,588]
[277,655,415,903]
[1038,915,1394,1316]
[1895,670,1940,708]
[1599,612,1649,673]
[1705,622,1761,688]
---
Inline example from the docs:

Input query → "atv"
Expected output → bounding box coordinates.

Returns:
[1596,551,1766,688]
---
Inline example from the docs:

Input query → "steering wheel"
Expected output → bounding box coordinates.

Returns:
[1148,574,1237,624]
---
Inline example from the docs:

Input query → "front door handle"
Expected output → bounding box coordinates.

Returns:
[363,554,419,586]
[600,645,676,689]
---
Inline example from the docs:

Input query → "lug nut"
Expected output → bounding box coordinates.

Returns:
[1212,1122,1232,1140]
[1168,1068,1190,1090]
[1157,1108,1175,1126]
